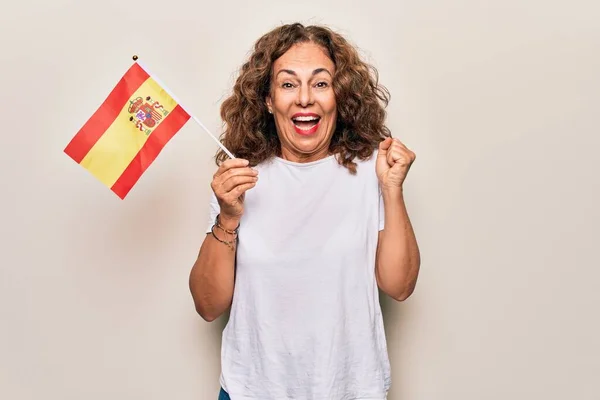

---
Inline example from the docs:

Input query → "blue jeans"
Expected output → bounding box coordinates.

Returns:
[218,387,230,400]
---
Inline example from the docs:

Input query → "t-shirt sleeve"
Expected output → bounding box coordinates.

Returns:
[378,186,385,231]
[205,191,221,234]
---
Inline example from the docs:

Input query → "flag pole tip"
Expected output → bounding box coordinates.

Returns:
[132,55,138,61]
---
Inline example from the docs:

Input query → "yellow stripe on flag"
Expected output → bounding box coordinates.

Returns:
[80,76,179,188]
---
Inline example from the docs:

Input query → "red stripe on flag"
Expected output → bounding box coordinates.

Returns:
[110,105,190,199]
[64,63,149,163]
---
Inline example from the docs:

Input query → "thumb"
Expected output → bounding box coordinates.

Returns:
[377,138,392,173]
[378,137,392,156]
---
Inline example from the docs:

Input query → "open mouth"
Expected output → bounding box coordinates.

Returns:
[292,113,321,135]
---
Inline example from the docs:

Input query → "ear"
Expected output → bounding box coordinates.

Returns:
[265,96,273,114]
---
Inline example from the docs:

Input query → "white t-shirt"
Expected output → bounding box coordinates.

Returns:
[205,150,391,400]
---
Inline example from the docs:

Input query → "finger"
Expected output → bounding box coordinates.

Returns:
[392,138,406,149]
[219,167,258,185]
[392,138,415,154]
[223,182,257,203]
[387,144,404,163]
[221,175,259,194]
[389,141,401,151]
[214,158,250,178]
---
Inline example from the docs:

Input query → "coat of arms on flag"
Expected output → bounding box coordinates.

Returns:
[64,61,191,199]
[128,95,171,134]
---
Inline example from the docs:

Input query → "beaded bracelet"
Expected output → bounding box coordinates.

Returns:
[214,214,240,235]
[210,214,239,251]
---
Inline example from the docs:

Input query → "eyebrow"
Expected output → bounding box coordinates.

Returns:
[275,68,332,78]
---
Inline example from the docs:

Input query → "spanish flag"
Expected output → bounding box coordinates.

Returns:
[64,62,191,199]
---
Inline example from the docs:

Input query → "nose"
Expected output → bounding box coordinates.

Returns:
[296,84,314,107]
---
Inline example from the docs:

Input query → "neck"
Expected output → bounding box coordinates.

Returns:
[279,146,331,163]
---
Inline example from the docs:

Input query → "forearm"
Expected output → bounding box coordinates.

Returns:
[189,216,238,321]
[376,188,421,301]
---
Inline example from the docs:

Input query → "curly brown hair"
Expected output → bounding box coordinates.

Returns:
[216,23,391,174]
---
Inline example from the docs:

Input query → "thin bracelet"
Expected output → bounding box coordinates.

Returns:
[210,224,236,251]
[214,214,240,235]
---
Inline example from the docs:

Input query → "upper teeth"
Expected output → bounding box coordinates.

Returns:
[294,116,319,121]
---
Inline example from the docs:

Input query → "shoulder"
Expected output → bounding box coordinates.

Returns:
[350,148,379,174]
[355,148,379,164]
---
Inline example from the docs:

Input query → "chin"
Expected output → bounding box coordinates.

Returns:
[278,120,335,157]
[291,140,332,159]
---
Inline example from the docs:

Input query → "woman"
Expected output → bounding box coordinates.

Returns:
[189,23,420,400]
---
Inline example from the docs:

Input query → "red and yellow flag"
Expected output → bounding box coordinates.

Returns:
[64,62,190,199]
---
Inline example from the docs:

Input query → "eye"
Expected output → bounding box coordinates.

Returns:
[281,82,295,89]
[315,81,329,88]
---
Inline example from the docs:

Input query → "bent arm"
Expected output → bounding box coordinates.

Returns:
[375,188,421,301]
[189,215,239,321]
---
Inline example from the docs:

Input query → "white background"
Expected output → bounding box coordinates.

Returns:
[1,0,599,399]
